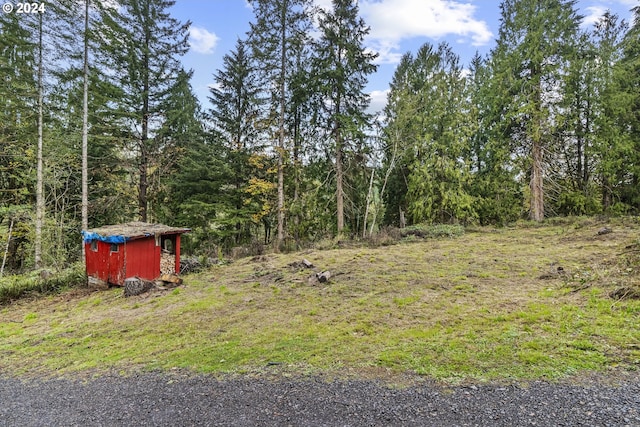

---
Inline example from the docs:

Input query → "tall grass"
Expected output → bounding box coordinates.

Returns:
[0,263,86,304]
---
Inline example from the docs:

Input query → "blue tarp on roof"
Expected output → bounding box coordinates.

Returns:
[81,222,189,244]
[81,231,129,244]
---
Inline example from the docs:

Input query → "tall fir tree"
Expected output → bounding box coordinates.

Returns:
[491,0,580,221]
[208,39,268,247]
[383,42,474,225]
[0,12,37,270]
[248,0,313,249]
[0,13,37,210]
[284,30,316,246]
[100,0,190,222]
[152,68,205,223]
[610,6,640,212]
[558,11,627,215]
[465,52,522,224]
[381,53,415,226]
[313,0,378,234]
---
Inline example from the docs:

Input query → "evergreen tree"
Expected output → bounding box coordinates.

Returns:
[0,13,37,210]
[166,136,225,255]
[248,0,313,248]
[610,6,640,212]
[555,29,598,214]
[557,11,627,215]
[313,0,378,234]
[0,13,37,270]
[381,52,415,226]
[208,39,267,247]
[152,68,204,223]
[492,0,580,221]
[285,31,317,246]
[466,52,522,224]
[387,42,474,225]
[78,1,138,226]
[100,0,190,222]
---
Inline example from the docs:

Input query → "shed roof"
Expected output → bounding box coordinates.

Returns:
[82,222,190,244]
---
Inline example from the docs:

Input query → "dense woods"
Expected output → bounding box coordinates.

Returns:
[1,0,639,272]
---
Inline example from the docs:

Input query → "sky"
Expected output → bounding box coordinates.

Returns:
[169,0,639,114]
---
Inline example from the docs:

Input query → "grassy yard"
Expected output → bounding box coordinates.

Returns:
[1,218,639,383]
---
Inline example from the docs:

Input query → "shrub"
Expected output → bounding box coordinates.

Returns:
[367,226,402,247]
[401,223,465,239]
[0,263,86,304]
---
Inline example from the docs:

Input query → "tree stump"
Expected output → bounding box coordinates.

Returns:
[597,227,612,236]
[123,277,154,297]
[316,271,331,283]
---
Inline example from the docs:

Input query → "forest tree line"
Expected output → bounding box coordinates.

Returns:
[1,0,639,273]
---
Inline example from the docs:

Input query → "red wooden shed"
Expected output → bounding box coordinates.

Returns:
[82,222,189,287]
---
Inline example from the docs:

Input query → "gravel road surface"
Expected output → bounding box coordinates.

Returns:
[1,372,639,426]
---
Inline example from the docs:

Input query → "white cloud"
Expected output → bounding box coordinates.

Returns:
[311,0,492,65]
[371,41,405,64]
[615,0,638,20]
[361,0,491,43]
[582,6,608,27]
[368,89,390,113]
[314,0,333,12]
[358,0,493,64]
[189,27,219,55]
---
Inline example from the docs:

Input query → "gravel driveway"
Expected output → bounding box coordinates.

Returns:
[1,372,639,426]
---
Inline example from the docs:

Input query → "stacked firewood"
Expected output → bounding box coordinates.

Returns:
[160,251,175,275]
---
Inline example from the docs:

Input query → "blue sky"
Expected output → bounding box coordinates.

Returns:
[169,0,638,114]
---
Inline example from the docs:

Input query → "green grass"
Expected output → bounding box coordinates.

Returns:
[1,219,639,383]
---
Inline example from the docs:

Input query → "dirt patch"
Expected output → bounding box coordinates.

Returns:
[610,286,640,300]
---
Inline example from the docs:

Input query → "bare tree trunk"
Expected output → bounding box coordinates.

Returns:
[35,14,44,268]
[336,133,344,234]
[275,0,287,250]
[81,0,90,251]
[139,147,148,222]
[139,32,150,223]
[530,136,544,222]
[292,111,301,246]
[530,66,544,222]
[583,97,591,191]
[370,129,398,236]
[602,175,612,211]
[362,168,374,238]
[335,78,344,235]
[1,219,13,278]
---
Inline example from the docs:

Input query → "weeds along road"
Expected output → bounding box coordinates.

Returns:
[1,371,640,426]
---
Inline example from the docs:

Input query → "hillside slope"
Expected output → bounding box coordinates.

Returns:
[1,219,639,382]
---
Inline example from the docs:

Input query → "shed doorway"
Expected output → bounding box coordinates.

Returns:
[160,235,177,275]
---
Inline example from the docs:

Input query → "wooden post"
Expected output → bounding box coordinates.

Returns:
[174,234,181,274]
